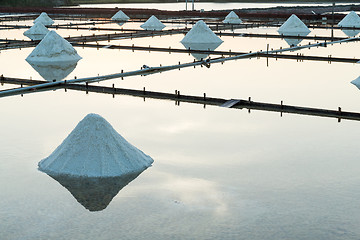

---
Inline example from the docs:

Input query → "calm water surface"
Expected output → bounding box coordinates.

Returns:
[1,11,360,240]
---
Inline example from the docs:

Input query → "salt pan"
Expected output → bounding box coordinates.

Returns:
[23,22,49,41]
[26,30,82,64]
[223,11,242,24]
[140,15,166,31]
[111,10,130,21]
[181,20,223,44]
[38,113,154,177]
[278,14,311,35]
[33,12,54,26]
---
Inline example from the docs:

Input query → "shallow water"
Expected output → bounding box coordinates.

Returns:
[1,12,360,240]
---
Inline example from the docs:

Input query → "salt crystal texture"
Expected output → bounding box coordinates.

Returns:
[111,10,130,21]
[223,11,242,24]
[38,113,154,177]
[26,31,82,64]
[338,11,360,27]
[351,76,360,90]
[181,20,223,44]
[278,14,311,35]
[23,22,49,41]
[33,12,54,26]
[140,15,166,31]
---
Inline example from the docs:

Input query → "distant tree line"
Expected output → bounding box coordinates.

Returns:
[0,0,74,7]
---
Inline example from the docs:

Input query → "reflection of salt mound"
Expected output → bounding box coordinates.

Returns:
[26,31,82,64]
[48,172,143,211]
[38,113,154,177]
[182,42,222,60]
[338,11,360,27]
[223,11,242,24]
[23,22,49,41]
[33,12,54,26]
[140,15,166,31]
[342,29,360,37]
[28,61,78,82]
[111,10,130,21]
[181,20,223,44]
[278,14,311,35]
[283,36,307,46]
[351,76,360,90]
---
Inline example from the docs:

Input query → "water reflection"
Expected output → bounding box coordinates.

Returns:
[351,76,360,90]
[341,29,360,37]
[26,61,79,82]
[181,42,223,60]
[116,22,126,27]
[46,171,144,211]
[282,34,309,47]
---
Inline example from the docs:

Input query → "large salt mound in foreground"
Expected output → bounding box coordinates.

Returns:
[338,11,360,27]
[23,22,49,41]
[33,12,54,26]
[26,31,82,64]
[278,14,311,35]
[38,113,154,177]
[223,11,242,24]
[140,15,165,31]
[181,20,223,44]
[111,10,130,21]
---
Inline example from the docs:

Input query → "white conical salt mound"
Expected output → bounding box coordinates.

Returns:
[351,76,360,90]
[111,10,130,21]
[140,15,166,31]
[181,20,223,44]
[278,14,311,35]
[223,11,242,24]
[23,22,49,41]
[33,12,54,26]
[26,31,82,64]
[38,113,154,177]
[338,11,360,27]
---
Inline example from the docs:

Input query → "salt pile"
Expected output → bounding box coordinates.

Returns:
[23,22,49,41]
[223,11,242,24]
[351,76,360,90]
[140,15,166,31]
[338,11,360,37]
[338,11,360,27]
[278,14,311,35]
[111,10,130,21]
[33,12,54,26]
[28,61,78,82]
[26,31,82,64]
[48,172,143,211]
[181,20,223,44]
[38,113,154,177]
